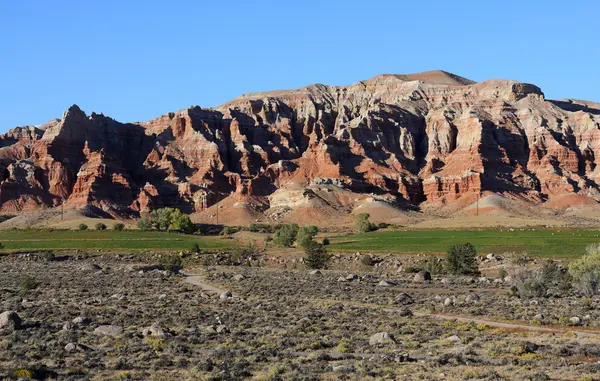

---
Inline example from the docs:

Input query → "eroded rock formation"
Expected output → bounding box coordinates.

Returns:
[1,70,599,218]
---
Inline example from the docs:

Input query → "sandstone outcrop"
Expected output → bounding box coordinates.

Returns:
[1,70,599,220]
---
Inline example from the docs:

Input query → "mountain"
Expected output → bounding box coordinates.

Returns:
[2,70,600,226]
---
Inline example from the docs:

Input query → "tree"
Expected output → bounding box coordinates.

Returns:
[297,225,318,248]
[170,209,194,233]
[95,222,107,231]
[273,224,299,247]
[137,214,152,231]
[445,243,480,276]
[304,239,331,269]
[356,213,377,233]
[150,208,175,231]
[569,244,600,296]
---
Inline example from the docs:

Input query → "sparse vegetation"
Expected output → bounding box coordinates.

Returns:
[445,243,480,276]
[569,243,600,296]
[159,254,183,273]
[19,275,39,293]
[137,214,152,231]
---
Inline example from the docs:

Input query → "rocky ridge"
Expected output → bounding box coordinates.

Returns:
[1,70,599,222]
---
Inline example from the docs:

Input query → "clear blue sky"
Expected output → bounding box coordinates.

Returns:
[1,0,598,132]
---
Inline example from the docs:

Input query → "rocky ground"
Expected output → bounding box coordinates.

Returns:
[1,252,600,380]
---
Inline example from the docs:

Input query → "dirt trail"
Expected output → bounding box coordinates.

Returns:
[182,272,228,295]
[182,273,600,339]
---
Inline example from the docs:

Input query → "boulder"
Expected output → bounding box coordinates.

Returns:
[0,311,22,330]
[369,332,396,345]
[94,325,123,336]
[413,271,431,283]
[219,291,233,300]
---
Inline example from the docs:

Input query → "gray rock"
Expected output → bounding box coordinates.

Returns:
[446,335,461,342]
[72,316,90,325]
[206,325,217,333]
[395,293,414,305]
[377,280,396,287]
[465,294,480,303]
[0,311,22,330]
[569,316,581,326]
[219,291,233,300]
[216,324,229,333]
[345,274,359,281]
[309,270,321,275]
[331,365,356,372]
[142,323,167,338]
[443,297,455,307]
[337,277,347,282]
[64,342,90,352]
[232,274,245,281]
[94,325,123,336]
[413,271,431,283]
[369,331,396,345]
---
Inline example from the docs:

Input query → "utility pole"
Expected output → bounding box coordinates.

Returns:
[216,198,219,225]
[61,198,64,221]
[476,193,479,217]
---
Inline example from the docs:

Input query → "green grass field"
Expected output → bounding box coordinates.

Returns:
[0,230,232,252]
[328,229,600,258]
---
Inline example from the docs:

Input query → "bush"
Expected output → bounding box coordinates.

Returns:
[37,251,55,262]
[232,241,263,264]
[304,240,331,269]
[445,243,480,276]
[322,237,330,245]
[513,261,571,298]
[170,209,194,233]
[19,275,39,293]
[113,223,125,231]
[221,226,233,236]
[297,225,318,248]
[356,213,377,233]
[150,208,174,231]
[360,254,375,267]
[95,222,107,231]
[137,214,152,231]
[190,243,201,253]
[78,223,88,231]
[422,259,445,275]
[569,243,600,296]
[273,224,299,247]
[159,254,183,273]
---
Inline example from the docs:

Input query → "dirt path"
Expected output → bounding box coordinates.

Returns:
[182,272,228,295]
[182,273,600,338]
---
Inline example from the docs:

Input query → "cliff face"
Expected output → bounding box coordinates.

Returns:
[1,70,599,218]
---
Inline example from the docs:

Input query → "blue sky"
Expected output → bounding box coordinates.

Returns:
[1,0,598,132]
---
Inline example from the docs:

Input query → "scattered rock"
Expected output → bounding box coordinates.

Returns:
[94,325,123,336]
[0,311,22,330]
[142,323,168,338]
[443,297,455,307]
[569,317,581,326]
[309,270,321,275]
[216,324,229,333]
[395,293,414,305]
[465,294,480,303]
[446,335,461,342]
[377,280,396,287]
[64,342,90,352]
[331,365,356,372]
[345,274,359,281]
[369,332,396,345]
[219,291,233,300]
[72,316,90,325]
[232,274,245,281]
[413,271,431,283]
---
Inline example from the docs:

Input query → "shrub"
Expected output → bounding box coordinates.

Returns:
[232,241,263,264]
[304,240,331,269]
[360,254,375,267]
[356,213,377,233]
[78,223,88,231]
[445,243,480,276]
[37,251,55,262]
[159,254,183,273]
[95,222,107,231]
[297,225,318,248]
[150,208,174,231]
[273,224,299,247]
[422,259,445,275]
[190,243,201,253]
[513,261,571,298]
[569,243,600,296]
[322,237,330,245]
[221,226,233,236]
[19,275,39,293]
[113,223,125,231]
